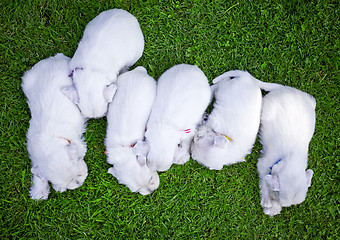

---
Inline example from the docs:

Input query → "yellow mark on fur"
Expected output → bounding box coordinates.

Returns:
[223,135,233,142]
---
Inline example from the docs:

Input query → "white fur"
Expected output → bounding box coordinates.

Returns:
[144,64,211,172]
[66,9,144,118]
[257,85,315,216]
[22,53,87,200]
[191,70,263,170]
[105,67,159,195]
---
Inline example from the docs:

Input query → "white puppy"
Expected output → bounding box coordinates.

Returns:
[105,67,159,195]
[257,85,315,216]
[191,70,270,170]
[144,64,211,172]
[65,9,145,118]
[22,53,88,200]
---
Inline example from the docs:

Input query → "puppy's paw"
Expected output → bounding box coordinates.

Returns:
[261,197,273,208]
[52,184,67,193]
[263,202,282,216]
[174,153,190,165]
[30,175,50,200]
[30,185,50,200]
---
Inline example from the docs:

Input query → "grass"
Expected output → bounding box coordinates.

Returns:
[1,0,339,238]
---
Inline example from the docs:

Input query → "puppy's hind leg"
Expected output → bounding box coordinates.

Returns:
[29,174,50,200]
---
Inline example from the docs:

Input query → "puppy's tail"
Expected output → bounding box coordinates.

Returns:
[212,70,246,84]
[253,78,283,92]
[212,70,283,92]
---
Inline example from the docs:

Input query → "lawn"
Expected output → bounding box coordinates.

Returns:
[1,0,339,238]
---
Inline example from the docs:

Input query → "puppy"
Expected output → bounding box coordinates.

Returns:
[22,53,87,200]
[257,85,315,216]
[65,9,144,118]
[105,67,159,195]
[144,64,211,172]
[191,70,266,170]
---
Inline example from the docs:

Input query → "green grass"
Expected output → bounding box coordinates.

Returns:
[1,0,339,238]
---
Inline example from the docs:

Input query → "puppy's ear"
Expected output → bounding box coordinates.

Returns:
[213,136,228,148]
[265,175,280,191]
[306,169,313,187]
[132,140,149,156]
[66,143,79,161]
[62,86,79,105]
[103,84,117,103]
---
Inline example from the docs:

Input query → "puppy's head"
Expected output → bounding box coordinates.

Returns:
[144,124,183,172]
[33,137,88,193]
[191,125,232,170]
[107,143,160,195]
[265,159,313,207]
[63,69,117,118]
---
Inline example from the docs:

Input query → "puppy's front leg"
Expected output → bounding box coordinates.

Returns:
[259,177,282,216]
[259,177,272,208]
[29,174,50,200]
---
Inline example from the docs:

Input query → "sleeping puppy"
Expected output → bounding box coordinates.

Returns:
[22,53,87,200]
[65,9,144,118]
[191,70,264,170]
[144,64,211,172]
[105,67,159,195]
[257,85,315,216]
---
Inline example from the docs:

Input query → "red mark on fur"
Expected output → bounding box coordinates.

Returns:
[184,129,191,133]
